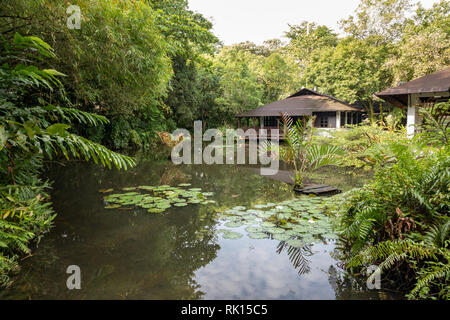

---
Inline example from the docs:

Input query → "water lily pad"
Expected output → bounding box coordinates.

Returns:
[174,203,188,207]
[287,239,305,248]
[178,183,191,187]
[225,221,244,228]
[302,236,315,244]
[222,231,243,240]
[246,209,264,215]
[99,189,114,193]
[104,184,213,214]
[245,226,264,233]
[105,204,121,209]
[254,204,267,209]
[122,187,137,191]
[273,233,291,241]
[260,221,276,228]
[248,232,269,239]
[265,227,285,234]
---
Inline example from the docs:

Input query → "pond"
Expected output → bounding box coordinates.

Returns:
[0,151,394,300]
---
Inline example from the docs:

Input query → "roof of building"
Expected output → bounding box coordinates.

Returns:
[375,67,450,107]
[236,88,361,118]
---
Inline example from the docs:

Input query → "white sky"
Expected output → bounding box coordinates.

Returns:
[188,0,442,45]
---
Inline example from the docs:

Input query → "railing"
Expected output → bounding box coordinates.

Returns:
[237,126,284,140]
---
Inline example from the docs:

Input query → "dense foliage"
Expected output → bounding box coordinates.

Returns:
[2,0,448,136]
[209,0,448,126]
[0,0,448,297]
[0,33,134,285]
[313,114,406,168]
[327,101,450,299]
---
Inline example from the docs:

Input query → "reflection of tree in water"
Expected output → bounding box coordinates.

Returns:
[5,155,298,299]
[182,164,293,208]
[276,242,313,275]
[2,161,222,299]
[326,258,399,300]
[159,163,187,186]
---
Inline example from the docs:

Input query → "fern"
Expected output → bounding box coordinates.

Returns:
[408,261,450,299]
[44,105,109,127]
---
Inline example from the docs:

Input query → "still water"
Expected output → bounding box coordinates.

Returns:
[0,153,391,300]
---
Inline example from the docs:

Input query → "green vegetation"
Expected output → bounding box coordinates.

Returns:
[326,101,449,299]
[0,34,134,285]
[217,196,338,245]
[270,114,344,188]
[0,0,448,299]
[102,184,215,214]
[313,117,406,168]
[2,0,448,135]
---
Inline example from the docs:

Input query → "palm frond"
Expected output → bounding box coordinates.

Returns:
[307,144,344,170]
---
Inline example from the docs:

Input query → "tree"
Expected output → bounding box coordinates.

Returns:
[339,0,414,44]
[0,34,135,285]
[148,0,220,130]
[213,46,265,124]
[285,21,338,70]
[302,38,392,121]
[260,52,299,103]
[387,0,450,83]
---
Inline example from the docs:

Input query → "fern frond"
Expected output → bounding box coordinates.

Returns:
[44,134,136,170]
[408,262,450,299]
[45,105,109,126]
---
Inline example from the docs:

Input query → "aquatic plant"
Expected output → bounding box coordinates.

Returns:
[102,185,215,214]
[217,196,339,247]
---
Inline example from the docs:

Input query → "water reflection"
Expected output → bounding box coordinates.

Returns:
[276,242,313,275]
[1,152,380,300]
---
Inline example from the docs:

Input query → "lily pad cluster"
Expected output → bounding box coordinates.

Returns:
[103,184,215,214]
[217,196,339,247]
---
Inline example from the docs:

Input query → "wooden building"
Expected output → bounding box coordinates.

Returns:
[375,67,450,138]
[236,88,363,139]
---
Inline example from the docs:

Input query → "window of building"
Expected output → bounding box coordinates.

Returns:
[264,117,278,127]
[320,117,329,128]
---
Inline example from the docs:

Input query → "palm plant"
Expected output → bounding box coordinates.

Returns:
[266,113,344,189]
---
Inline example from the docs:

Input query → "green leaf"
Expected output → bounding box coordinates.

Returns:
[46,123,71,136]
[42,69,66,77]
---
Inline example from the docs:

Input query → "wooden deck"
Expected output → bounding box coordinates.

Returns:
[240,167,341,195]
[294,184,341,195]
[238,127,285,141]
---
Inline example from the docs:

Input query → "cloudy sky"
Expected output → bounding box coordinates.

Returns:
[188,0,441,45]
